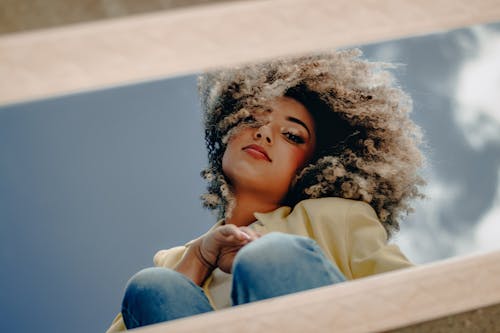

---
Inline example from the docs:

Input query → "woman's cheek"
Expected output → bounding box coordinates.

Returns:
[288,147,309,170]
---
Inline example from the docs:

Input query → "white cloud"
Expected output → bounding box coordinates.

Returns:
[396,171,475,264]
[453,25,500,254]
[371,43,400,62]
[474,169,500,253]
[454,27,500,149]
[394,25,500,264]
[397,166,500,264]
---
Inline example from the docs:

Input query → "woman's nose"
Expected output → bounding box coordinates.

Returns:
[254,125,273,144]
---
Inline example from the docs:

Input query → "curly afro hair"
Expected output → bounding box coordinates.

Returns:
[198,49,425,237]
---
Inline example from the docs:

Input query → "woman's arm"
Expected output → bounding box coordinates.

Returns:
[174,240,216,286]
[346,201,414,277]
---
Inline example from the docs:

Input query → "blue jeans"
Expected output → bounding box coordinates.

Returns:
[121,232,346,329]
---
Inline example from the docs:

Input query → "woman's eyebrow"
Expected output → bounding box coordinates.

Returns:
[286,116,311,136]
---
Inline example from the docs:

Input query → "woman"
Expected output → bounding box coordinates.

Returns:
[106,49,424,332]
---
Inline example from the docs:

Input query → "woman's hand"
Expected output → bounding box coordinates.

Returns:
[175,224,260,285]
[198,224,260,274]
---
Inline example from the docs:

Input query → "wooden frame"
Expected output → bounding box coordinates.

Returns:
[1,0,500,105]
[134,250,500,332]
[2,1,500,331]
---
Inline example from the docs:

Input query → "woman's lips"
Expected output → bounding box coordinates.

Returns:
[243,144,272,162]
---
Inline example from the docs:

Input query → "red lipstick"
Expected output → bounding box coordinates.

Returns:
[243,144,272,162]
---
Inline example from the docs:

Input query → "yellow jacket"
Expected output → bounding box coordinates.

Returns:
[106,197,412,332]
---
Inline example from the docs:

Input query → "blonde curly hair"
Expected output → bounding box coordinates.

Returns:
[198,49,425,237]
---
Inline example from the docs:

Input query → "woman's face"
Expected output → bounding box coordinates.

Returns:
[222,96,316,204]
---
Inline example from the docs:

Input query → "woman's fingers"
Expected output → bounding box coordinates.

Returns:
[216,224,262,243]
[238,226,261,241]
[218,224,251,242]
[205,224,264,272]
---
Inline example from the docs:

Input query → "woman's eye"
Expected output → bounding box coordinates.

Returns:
[243,115,256,123]
[284,132,305,144]
[241,115,261,128]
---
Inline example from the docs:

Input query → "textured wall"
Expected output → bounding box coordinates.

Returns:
[0,0,238,34]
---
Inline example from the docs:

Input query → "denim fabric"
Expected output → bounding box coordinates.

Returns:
[121,232,346,329]
[231,232,346,304]
[121,267,213,329]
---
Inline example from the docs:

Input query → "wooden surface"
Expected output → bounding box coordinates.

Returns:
[1,0,500,105]
[131,250,500,333]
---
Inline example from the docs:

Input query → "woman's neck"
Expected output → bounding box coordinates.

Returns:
[224,192,280,227]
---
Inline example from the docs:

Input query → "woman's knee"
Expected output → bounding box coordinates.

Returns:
[233,232,318,276]
[123,267,188,305]
[126,267,180,288]
[121,267,213,328]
